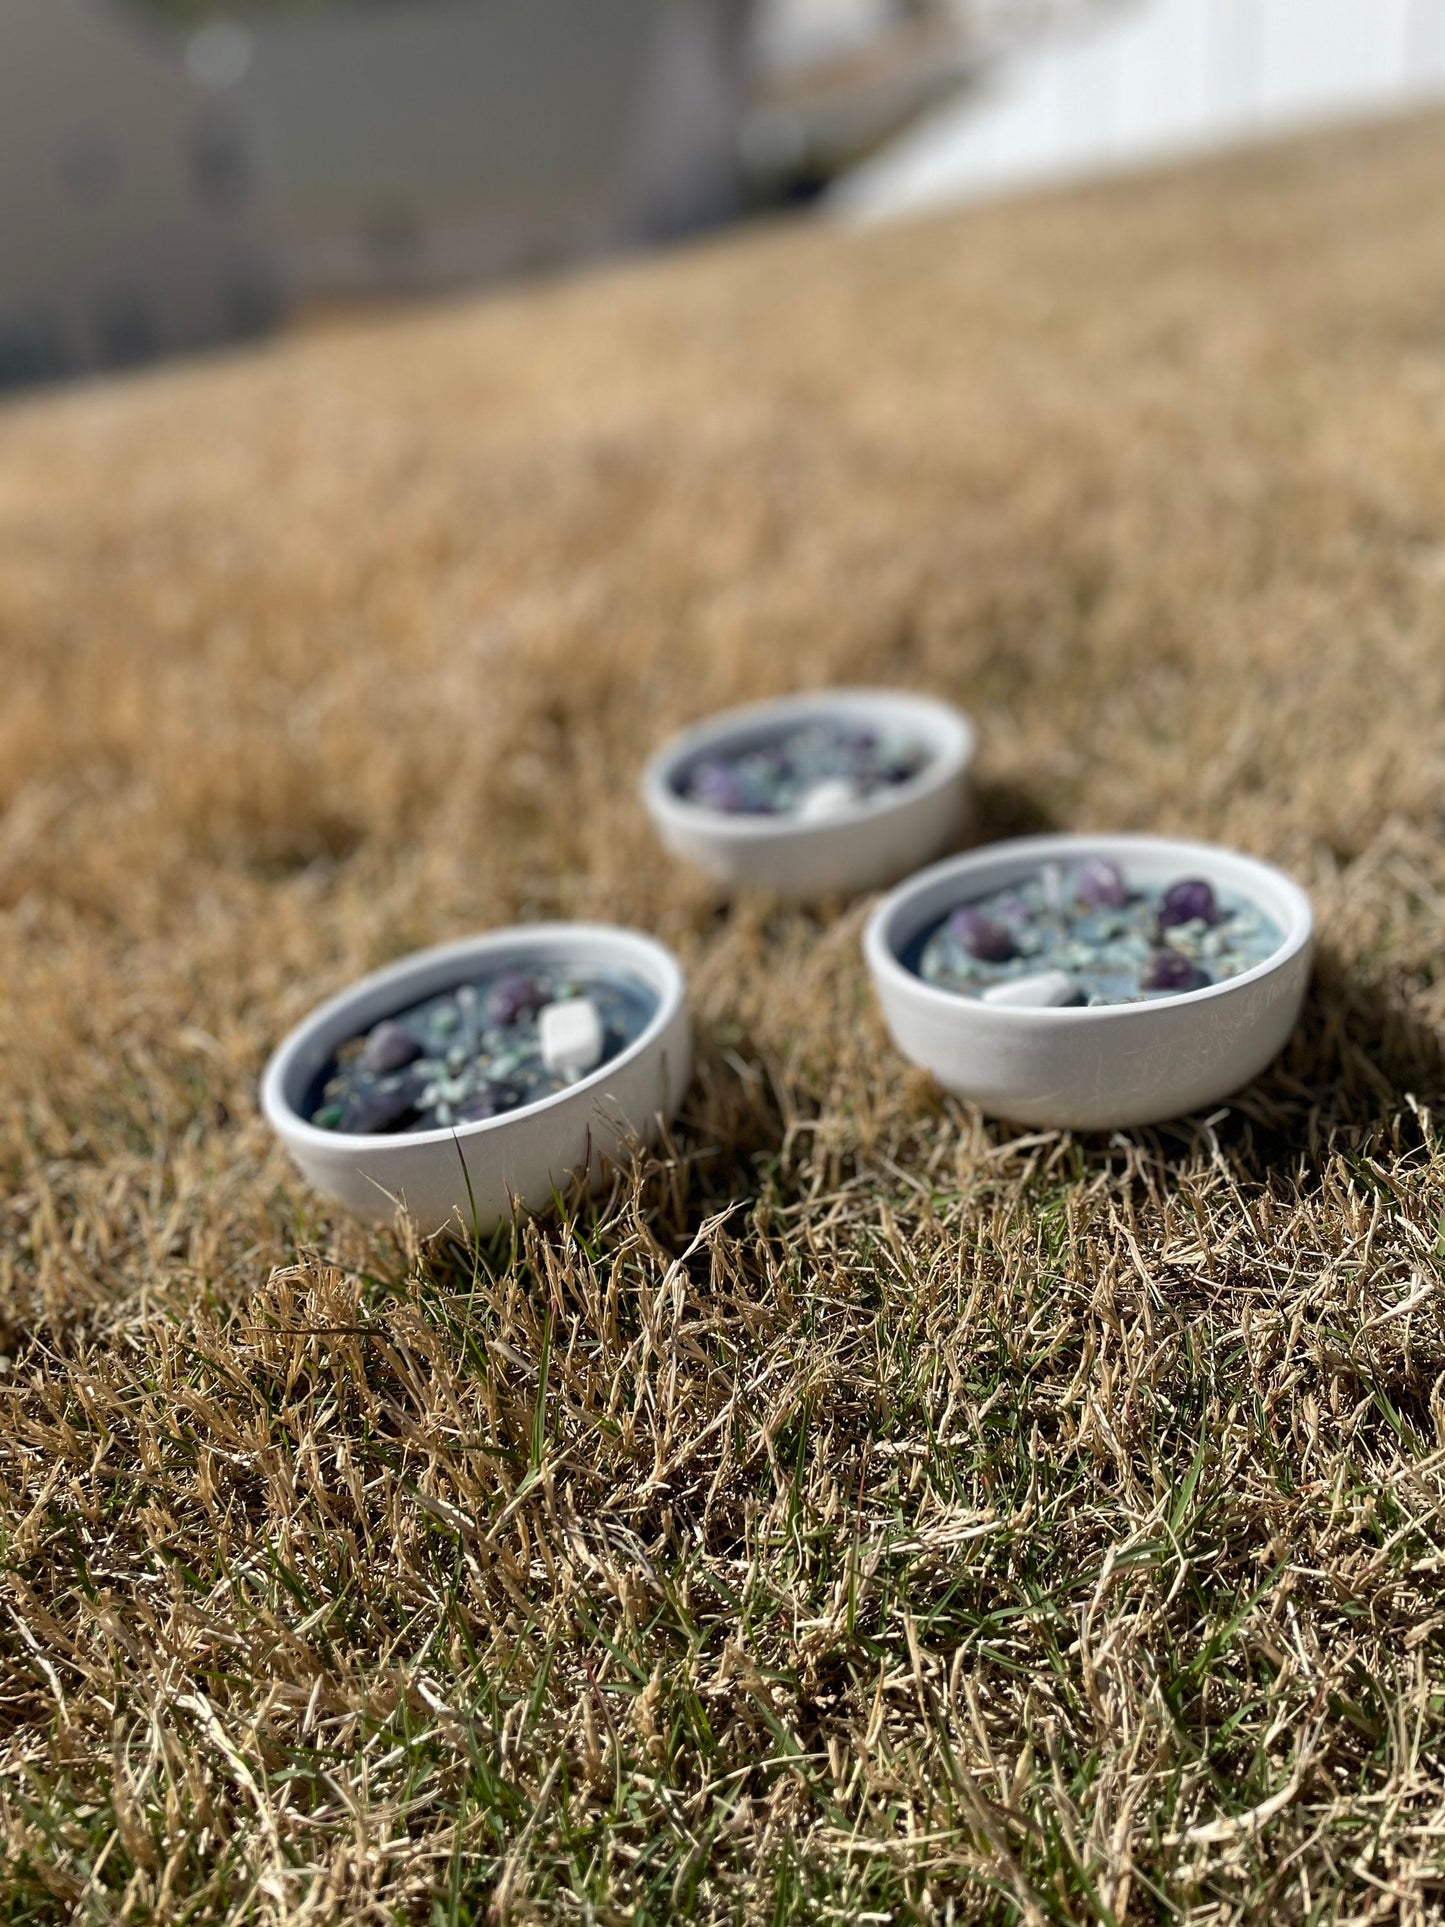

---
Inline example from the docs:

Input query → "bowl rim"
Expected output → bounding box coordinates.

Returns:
[864,832,1314,1024]
[640,687,976,842]
[261,923,688,1154]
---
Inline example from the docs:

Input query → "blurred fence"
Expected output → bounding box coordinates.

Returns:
[836,0,1445,218]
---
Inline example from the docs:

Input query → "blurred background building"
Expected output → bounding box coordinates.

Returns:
[0,0,275,387]
[201,0,751,302]
[4,0,1445,394]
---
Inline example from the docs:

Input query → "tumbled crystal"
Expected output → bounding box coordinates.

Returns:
[688,759,745,813]
[485,974,547,1027]
[981,969,1078,1008]
[796,777,858,821]
[948,908,1016,962]
[1141,949,1199,992]
[539,997,604,1078]
[1159,878,1218,928]
[1074,857,1127,909]
[340,1074,424,1134]
[360,1019,424,1075]
[454,1083,522,1124]
[837,725,878,758]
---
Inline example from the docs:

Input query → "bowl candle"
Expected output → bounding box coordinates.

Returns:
[864,834,1313,1130]
[262,925,690,1234]
[642,688,976,899]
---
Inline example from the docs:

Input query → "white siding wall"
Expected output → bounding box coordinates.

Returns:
[835,0,1445,221]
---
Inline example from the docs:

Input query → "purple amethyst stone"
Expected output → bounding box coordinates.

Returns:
[838,726,879,759]
[949,908,1017,963]
[1141,949,1200,993]
[1074,857,1127,910]
[1159,877,1218,928]
[485,974,547,1027]
[454,1082,522,1124]
[360,1019,424,1075]
[339,1073,424,1134]
[687,759,745,813]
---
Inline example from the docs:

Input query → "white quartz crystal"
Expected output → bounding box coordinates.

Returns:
[539,998,604,1078]
[796,777,859,821]
[981,970,1078,1008]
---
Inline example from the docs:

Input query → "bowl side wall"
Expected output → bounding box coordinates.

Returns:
[655,772,972,894]
[873,940,1310,1128]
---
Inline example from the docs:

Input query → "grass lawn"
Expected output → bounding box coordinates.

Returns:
[2,110,1445,1924]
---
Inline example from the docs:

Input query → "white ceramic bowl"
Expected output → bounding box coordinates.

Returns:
[864,834,1313,1130]
[261,925,691,1235]
[641,688,976,899]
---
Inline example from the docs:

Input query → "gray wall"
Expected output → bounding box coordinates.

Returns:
[234,0,747,300]
[0,0,278,386]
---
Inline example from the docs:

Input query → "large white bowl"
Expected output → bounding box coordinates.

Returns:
[641,688,976,899]
[261,925,691,1235]
[864,834,1313,1131]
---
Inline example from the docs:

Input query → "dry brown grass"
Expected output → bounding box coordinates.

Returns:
[2,109,1445,1924]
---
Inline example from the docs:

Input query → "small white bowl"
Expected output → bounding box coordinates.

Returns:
[864,834,1313,1131]
[261,925,691,1235]
[641,688,976,899]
